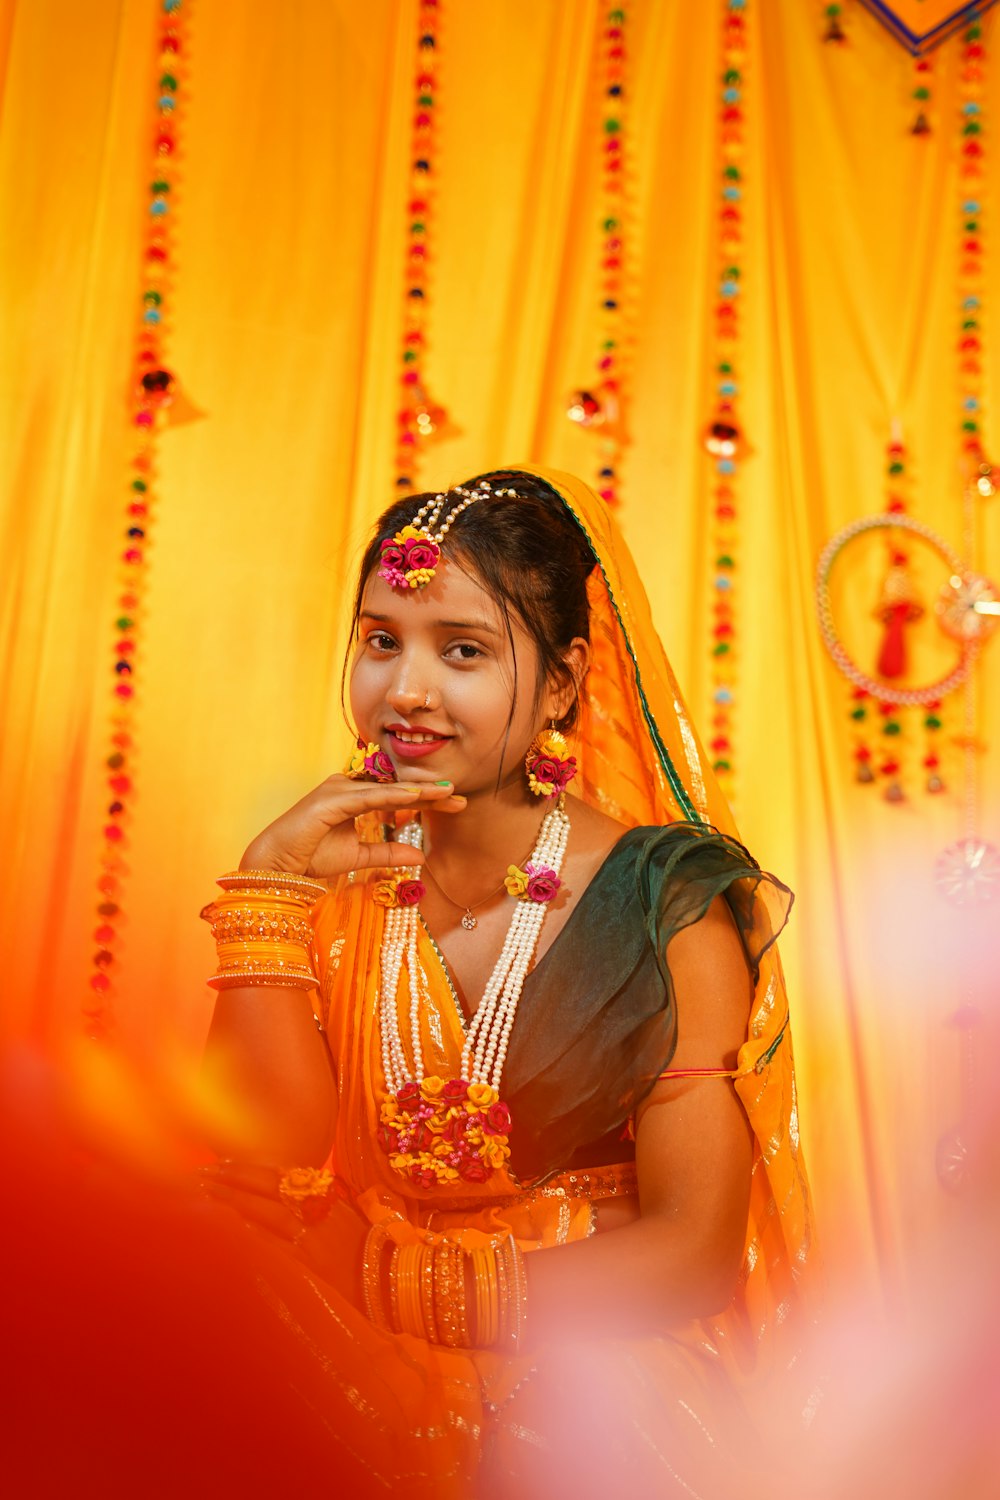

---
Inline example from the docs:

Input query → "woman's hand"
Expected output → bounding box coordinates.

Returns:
[199,1162,368,1299]
[240,774,465,880]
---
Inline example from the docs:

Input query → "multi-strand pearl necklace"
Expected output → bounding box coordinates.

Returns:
[376,797,570,1188]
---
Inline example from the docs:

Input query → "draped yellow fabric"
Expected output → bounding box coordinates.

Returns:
[2,0,998,1326]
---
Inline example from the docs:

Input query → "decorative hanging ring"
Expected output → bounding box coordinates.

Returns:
[816,513,974,706]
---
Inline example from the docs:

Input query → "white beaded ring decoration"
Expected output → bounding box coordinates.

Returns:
[378,479,520,590]
[815,513,975,707]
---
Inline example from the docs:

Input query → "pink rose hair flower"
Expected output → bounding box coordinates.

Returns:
[378,526,442,589]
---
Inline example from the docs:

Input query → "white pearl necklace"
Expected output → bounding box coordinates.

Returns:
[377,798,570,1098]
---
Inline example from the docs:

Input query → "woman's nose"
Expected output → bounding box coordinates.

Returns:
[386,661,431,713]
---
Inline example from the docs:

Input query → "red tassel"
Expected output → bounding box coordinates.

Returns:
[877,602,910,678]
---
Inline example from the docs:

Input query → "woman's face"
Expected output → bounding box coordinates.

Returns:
[350,557,554,794]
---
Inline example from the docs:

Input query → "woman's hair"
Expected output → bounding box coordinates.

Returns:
[345,469,597,732]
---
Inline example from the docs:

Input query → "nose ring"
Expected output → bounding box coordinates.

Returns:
[422,691,431,709]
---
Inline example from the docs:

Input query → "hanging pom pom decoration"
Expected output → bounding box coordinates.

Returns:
[394,0,451,497]
[566,5,630,509]
[702,0,749,801]
[822,3,846,44]
[86,0,191,1039]
[910,51,932,136]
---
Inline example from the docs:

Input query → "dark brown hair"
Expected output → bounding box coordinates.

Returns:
[344,469,597,732]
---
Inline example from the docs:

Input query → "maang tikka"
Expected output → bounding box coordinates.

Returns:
[378,480,519,591]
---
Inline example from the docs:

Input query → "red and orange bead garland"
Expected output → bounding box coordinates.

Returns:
[567,5,630,510]
[956,14,993,499]
[704,0,749,801]
[376,799,570,1188]
[86,0,189,1039]
[394,0,447,497]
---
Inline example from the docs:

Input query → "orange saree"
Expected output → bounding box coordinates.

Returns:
[237,467,820,1496]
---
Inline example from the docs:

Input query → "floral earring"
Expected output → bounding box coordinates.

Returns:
[346,736,397,783]
[525,725,577,797]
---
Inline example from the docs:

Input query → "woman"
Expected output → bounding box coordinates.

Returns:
[200,466,818,1497]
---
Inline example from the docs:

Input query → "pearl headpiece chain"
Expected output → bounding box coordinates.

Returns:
[378,478,520,590]
[376,796,570,1188]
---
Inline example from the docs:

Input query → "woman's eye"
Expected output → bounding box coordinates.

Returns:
[448,643,483,661]
[367,632,397,652]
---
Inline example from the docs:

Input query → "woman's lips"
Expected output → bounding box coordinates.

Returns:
[385,730,451,761]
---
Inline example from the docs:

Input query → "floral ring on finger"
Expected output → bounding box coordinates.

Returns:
[278,1166,339,1225]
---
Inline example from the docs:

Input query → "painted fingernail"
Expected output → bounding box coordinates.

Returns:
[434,780,452,787]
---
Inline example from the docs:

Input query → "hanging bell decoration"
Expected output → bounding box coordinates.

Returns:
[139,368,174,404]
[703,417,742,459]
[911,111,931,136]
[567,389,605,427]
[873,558,924,678]
[973,460,998,498]
[408,382,455,443]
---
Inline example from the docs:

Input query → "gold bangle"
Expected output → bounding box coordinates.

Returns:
[362,1224,391,1332]
[396,1245,426,1339]
[495,1235,510,1345]
[501,1235,527,1352]
[202,881,321,990]
[216,870,328,903]
[419,1241,438,1344]
[432,1240,468,1349]
[471,1245,501,1348]
[388,1245,401,1334]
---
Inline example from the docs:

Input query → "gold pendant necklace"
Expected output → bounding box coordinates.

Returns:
[422,819,548,930]
[422,865,506,929]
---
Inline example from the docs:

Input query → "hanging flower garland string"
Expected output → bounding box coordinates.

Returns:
[394,0,448,496]
[567,5,630,510]
[85,0,188,1040]
[934,9,1000,905]
[703,0,748,799]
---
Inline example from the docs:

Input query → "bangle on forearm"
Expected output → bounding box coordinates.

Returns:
[201,870,326,990]
[364,1230,525,1351]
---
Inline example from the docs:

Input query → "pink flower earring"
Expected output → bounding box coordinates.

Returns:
[525,726,577,797]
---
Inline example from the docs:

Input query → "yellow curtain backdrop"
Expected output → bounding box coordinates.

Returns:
[1,0,998,1308]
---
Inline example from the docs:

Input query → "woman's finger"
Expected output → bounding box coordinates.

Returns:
[352,842,426,871]
[203,1181,299,1241]
[321,779,459,823]
[198,1162,281,1200]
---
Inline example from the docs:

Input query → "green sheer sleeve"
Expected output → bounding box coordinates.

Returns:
[503,822,793,1182]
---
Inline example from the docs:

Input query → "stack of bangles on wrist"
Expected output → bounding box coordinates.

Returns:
[200,870,326,989]
[363,1222,527,1352]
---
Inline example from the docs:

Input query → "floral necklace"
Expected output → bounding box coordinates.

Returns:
[374,796,570,1188]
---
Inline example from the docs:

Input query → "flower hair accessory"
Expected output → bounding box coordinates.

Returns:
[346,740,397,783]
[378,480,520,590]
[525,727,577,797]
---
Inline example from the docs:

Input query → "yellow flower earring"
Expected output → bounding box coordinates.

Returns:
[524,725,577,797]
